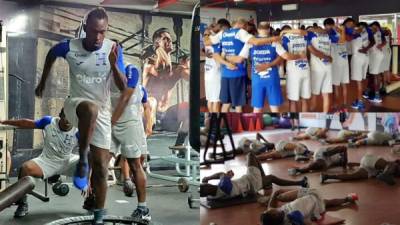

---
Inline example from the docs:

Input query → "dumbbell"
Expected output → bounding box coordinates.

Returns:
[187,194,199,208]
[52,181,69,196]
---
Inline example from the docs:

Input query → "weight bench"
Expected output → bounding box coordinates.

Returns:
[200,194,257,209]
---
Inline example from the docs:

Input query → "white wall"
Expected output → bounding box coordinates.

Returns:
[200,7,257,25]
[299,113,377,131]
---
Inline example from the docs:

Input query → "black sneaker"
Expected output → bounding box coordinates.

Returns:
[14,202,28,218]
[83,194,96,211]
[377,173,396,186]
[379,86,387,96]
[131,207,151,223]
[301,176,309,188]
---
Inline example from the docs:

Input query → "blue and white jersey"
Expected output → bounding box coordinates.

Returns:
[282,33,310,71]
[36,116,79,161]
[204,44,221,76]
[370,29,384,52]
[50,38,115,109]
[240,41,285,84]
[328,29,348,61]
[111,64,146,123]
[351,27,373,56]
[308,31,332,68]
[210,28,253,78]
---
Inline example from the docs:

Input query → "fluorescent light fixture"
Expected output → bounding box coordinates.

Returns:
[8,13,28,33]
[282,4,298,11]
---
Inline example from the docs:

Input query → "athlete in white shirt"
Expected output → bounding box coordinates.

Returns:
[34,8,126,225]
[0,110,79,218]
[307,26,333,112]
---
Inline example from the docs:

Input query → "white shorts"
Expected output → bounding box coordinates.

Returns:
[360,154,380,177]
[245,166,263,193]
[204,70,221,102]
[368,50,385,75]
[32,154,78,179]
[311,65,333,95]
[332,58,350,86]
[381,49,391,72]
[286,68,311,101]
[351,54,369,81]
[64,97,111,150]
[305,127,319,137]
[110,120,147,158]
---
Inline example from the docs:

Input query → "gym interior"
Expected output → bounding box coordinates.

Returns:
[0,0,200,225]
[200,0,400,112]
[200,112,400,225]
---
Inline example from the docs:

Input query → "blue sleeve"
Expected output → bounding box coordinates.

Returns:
[141,86,148,103]
[329,30,339,43]
[212,44,221,54]
[306,31,316,45]
[48,40,70,59]
[281,36,289,51]
[75,132,80,141]
[125,64,139,88]
[117,45,125,75]
[366,27,374,40]
[34,116,53,129]
[345,27,354,36]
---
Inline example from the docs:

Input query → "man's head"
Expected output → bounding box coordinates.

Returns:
[260,209,285,225]
[209,23,220,34]
[323,18,335,30]
[356,22,369,33]
[153,28,173,53]
[217,18,231,31]
[257,21,270,37]
[370,21,381,33]
[281,25,292,31]
[234,17,248,30]
[83,7,108,51]
[343,17,355,28]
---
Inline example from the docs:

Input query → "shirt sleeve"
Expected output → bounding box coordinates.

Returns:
[328,29,339,44]
[274,42,287,56]
[48,40,70,59]
[236,29,253,43]
[239,43,252,59]
[307,31,317,46]
[125,65,139,88]
[117,45,125,75]
[281,36,290,51]
[210,31,222,44]
[34,116,53,129]
[212,43,222,54]
[141,86,148,103]
[366,27,374,40]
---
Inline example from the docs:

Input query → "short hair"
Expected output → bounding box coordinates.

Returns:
[313,22,318,27]
[152,28,170,43]
[217,18,231,29]
[234,17,248,26]
[260,211,284,225]
[323,18,335,26]
[343,17,355,26]
[59,108,65,118]
[357,22,369,29]
[281,25,291,31]
[258,21,270,30]
[86,7,108,24]
[370,21,381,28]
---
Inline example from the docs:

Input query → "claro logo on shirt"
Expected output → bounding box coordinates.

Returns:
[76,74,107,84]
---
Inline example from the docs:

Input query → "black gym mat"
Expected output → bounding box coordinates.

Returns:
[200,195,257,209]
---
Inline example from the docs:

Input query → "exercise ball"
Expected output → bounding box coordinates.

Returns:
[263,114,273,126]
[279,117,292,128]
[271,116,280,125]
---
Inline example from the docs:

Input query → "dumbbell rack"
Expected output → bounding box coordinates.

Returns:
[201,113,236,166]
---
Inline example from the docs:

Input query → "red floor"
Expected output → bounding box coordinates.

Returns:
[200,129,400,225]
[200,74,400,113]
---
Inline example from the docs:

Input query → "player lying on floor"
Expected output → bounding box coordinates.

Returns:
[320,129,365,144]
[321,154,400,185]
[200,152,309,200]
[348,130,397,147]
[256,138,312,162]
[260,188,358,225]
[292,127,328,141]
[288,145,348,176]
